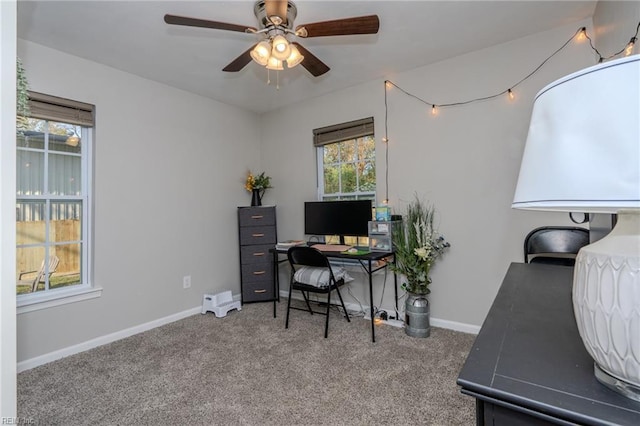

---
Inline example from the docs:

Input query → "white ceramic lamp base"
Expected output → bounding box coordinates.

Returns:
[572,210,640,401]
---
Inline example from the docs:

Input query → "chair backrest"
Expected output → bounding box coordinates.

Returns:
[287,246,331,269]
[524,227,589,264]
[33,255,60,291]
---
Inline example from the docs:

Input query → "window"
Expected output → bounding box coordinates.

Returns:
[16,92,94,302]
[313,118,376,245]
[314,117,376,201]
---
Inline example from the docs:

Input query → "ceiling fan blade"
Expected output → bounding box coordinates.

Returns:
[164,14,257,33]
[292,43,330,77]
[296,15,379,38]
[222,45,256,72]
[264,0,288,24]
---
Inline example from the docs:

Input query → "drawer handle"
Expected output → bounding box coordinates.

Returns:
[253,252,265,256]
[253,271,266,275]
[252,233,265,237]
[254,289,267,293]
[251,215,264,219]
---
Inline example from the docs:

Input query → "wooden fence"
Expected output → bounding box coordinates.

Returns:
[16,220,80,275]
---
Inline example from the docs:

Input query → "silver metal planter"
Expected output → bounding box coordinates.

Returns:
[405,292,430,338]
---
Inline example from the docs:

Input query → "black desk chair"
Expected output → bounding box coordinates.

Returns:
[286,246,351,338]
[524,226,590,267]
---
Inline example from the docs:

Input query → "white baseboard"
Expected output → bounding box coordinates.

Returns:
[19,306,201,372]
[430,318,480,335]
[18,291,478,372]
[18,292,245,372]
[280,290,480,335]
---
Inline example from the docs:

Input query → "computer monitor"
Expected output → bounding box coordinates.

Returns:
[304,200,372,243]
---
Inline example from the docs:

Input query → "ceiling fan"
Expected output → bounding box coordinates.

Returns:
[164,0,379,77]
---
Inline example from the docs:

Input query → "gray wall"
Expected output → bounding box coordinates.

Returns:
[16,40,262,362]
[261,20,598,329]
[8,1,638,366]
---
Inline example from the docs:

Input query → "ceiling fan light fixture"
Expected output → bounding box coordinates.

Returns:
[266,56,284,70]
[164,3,379,79]
[285,45,304,68]
[271,34,291,61]
[250,40,272,66]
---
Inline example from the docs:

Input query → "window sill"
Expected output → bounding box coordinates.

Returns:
[17,286,103,314]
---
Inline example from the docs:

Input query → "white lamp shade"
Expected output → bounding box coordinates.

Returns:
[271,35,291,61]
[266,56,284,71]
[250,41,271,66]
[512,55,640,213]
[285,45,304,68]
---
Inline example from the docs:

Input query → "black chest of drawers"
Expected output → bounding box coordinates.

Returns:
[237,206,277,304]
[457,263,640,425]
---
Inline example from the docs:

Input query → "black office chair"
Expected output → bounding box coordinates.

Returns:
[524,226,590,267]
[286,246,351,338]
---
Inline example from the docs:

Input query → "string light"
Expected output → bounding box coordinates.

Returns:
[383,80,390,204]
[384,23,639,112]
[625,37,637,56]
[382,23,638,208]
[584,21,639,63]
[577,27,587,41]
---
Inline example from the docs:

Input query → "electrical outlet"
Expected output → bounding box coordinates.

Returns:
[183,275,191,289]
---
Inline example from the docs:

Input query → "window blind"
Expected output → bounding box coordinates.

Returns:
[27,91,95,127]
[313,117,374,147]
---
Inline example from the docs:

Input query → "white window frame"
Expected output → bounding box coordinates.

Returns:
[314,118,376,247]
[315,135,377,202]
[16,98,100,313]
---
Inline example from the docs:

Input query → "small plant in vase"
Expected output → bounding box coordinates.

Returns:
[245,171,272,206]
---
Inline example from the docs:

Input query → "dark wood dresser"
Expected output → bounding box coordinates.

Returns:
[237,206,277,310]
[457,263,640,425]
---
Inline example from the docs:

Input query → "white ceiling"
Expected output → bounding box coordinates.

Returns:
[17,1,597,114]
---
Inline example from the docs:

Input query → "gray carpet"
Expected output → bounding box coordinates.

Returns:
[18,300,477,425]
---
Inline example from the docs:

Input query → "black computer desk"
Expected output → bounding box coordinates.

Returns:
[272,246,397,342]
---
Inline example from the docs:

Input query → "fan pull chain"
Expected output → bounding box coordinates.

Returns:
[265,69,280,89]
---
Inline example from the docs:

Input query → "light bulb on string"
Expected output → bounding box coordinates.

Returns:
[382,137,388,143]
[382,24,639,126]
[625,37,636,56]
[577,27,587,41]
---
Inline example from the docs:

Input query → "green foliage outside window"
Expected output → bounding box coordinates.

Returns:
[16,58,30,132]
[322,136,375,197]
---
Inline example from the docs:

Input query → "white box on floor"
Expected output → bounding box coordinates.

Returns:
[201,291,241,317]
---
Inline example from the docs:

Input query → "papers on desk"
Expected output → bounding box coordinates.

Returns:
[276,240,306,250]
[341,248,371,255]
[311,244,353,252]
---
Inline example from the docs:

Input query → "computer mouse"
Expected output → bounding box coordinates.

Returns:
[347,247,358,253]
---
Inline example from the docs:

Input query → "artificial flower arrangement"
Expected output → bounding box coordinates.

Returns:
[390,195,451,295]
[244,171,272,192]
